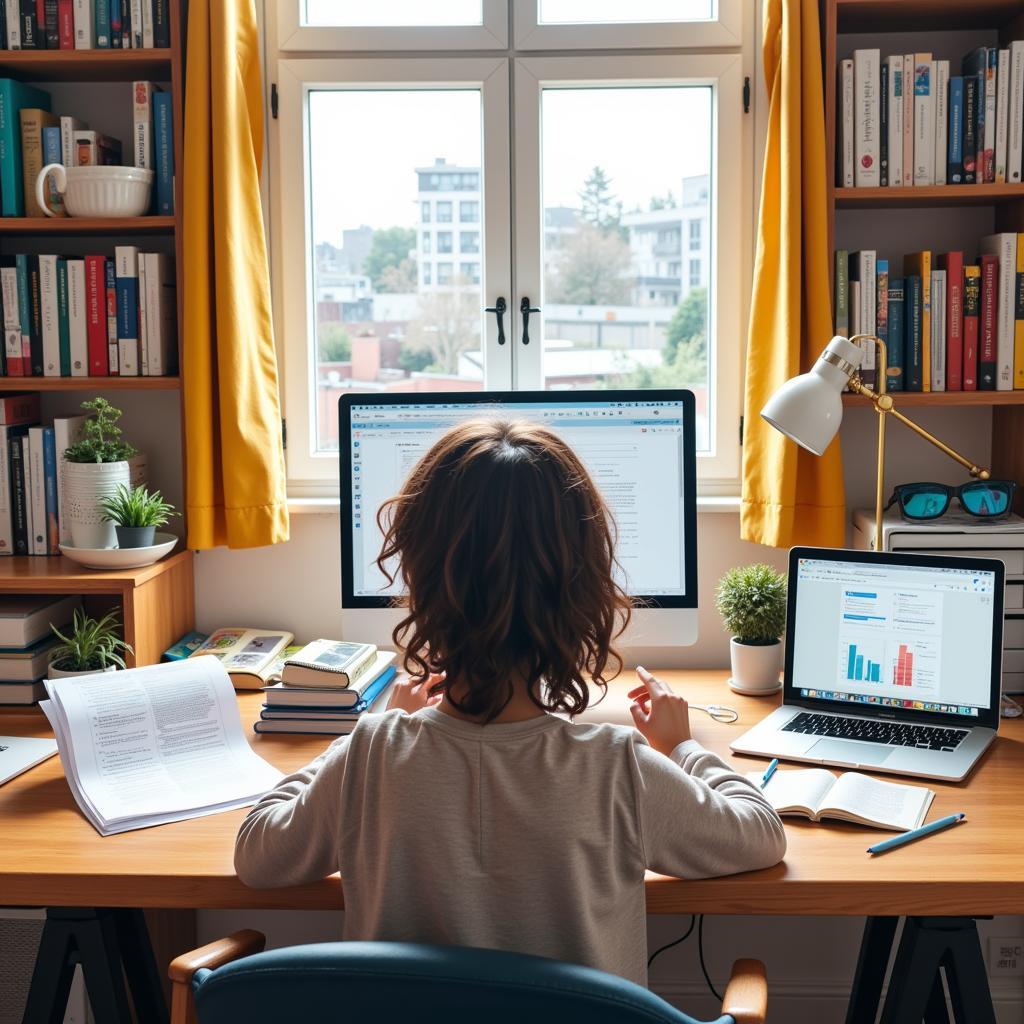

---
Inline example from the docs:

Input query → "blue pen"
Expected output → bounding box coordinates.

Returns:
[759,758,779,789]
[867,813,966,855]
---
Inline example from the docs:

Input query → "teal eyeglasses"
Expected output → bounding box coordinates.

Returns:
[885,481,1017,521]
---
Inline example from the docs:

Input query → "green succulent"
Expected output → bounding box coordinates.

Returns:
[715,564,787,645]
[98,484,178,528]
[64,398,137,464]
[50,608,133,672]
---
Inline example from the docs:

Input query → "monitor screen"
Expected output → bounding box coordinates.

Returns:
[339,390,697,608]
[789,554,999,720]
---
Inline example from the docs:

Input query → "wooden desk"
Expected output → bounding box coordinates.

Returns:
[2,670,1022,917]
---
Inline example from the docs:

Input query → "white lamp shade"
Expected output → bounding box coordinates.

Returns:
[760,335,864,456]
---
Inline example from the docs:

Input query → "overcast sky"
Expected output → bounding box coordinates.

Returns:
[308,85,711,248]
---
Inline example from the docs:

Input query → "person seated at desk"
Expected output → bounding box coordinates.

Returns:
[234,420,785,986]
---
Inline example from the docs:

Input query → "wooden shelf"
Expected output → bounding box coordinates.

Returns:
[0,49,172,82]
[837,0,1024,33]
[835,185,1024,209]
[0,550,189,592]
[843,392,1024,408]
[0,377,180,392]
[0,216,175,236]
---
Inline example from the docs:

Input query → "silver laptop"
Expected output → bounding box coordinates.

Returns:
[731,547,1004,782]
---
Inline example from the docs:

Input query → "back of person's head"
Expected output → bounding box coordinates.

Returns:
[377,419,631,723]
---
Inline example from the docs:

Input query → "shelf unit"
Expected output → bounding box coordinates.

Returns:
[820,0,1024,512]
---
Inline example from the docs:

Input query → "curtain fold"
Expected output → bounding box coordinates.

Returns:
[740,0,846,548]
[182,0,289,550]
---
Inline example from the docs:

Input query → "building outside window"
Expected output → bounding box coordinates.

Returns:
[422,232,431,253]
[437,261,453,285]
[460,200,480,222]
[421,200,431,222]
[460,261,480,283]
[437,200,453,222]
[460,230,480,253]
[689,219,701,250]
[437,231,453,253]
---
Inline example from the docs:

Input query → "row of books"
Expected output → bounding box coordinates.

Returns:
[0,77,174,217]
[0,593,81,704]
[840,45,1024,187]
[0,392,147,556]
[0,0,170,50]
[834,234,1024,393]
[0,248,177,377]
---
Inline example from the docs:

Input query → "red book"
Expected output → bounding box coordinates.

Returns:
[84,256,108,376]
[962,266,980,391]
[937,252,964,391]
[58,0,74,48]
[978,253,998,390]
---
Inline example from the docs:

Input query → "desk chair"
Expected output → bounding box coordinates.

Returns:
[168,931,768,1024]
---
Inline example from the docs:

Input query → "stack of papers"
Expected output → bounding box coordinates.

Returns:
[41,657,283,836]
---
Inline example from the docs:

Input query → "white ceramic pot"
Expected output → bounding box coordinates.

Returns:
[36,164,154,218]
[727,638,783,695]
[62,460,131,549]
[47,662,118,679]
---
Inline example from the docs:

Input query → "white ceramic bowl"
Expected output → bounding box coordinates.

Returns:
[36,164,154,218]
[60,532,178,570]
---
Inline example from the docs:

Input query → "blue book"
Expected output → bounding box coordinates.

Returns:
[41,427,58,554]
[94,0,111,47]
[14,254,30,371]
[0,79,51,217]
[906,274,923,392]
[56,257,69,376]
[114,246,138,374]
[153,90,174,215]
[947,77,964,183]
[41,125,62,215]
[354,665,398,711]
[887,278,905,392]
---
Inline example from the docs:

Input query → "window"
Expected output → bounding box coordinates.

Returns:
[273,3,749,493]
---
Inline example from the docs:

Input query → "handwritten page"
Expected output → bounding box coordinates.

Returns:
[41,656,282,835]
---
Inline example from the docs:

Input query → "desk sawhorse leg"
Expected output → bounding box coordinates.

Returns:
[22,908,168,1024]
[845,916,996,1024]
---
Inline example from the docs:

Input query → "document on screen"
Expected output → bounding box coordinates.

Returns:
[40,656,283,836]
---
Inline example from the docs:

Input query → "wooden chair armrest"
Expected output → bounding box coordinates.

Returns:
[169,930,266,1024]
[720,958,768,1024]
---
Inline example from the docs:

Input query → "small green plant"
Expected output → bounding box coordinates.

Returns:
[64,398,137,464]
[716,564,787,645]
[98,484,178,528]
[50,608,133,672]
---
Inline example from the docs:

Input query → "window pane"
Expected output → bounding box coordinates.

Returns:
[308,90,484,453]
[304,1,483,28]
[539,0,712,24]
[540,86,712,451]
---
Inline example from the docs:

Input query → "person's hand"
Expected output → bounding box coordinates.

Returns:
[387,673,444,714]
[627,666,692,756]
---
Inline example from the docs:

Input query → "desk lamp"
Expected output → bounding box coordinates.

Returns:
[760,334,991,552]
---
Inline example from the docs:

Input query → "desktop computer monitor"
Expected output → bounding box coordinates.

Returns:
[339,390,698,657]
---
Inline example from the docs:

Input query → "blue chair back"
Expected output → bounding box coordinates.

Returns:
[193,942,735,1024]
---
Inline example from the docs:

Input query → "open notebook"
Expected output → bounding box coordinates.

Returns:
[747,768,934,832]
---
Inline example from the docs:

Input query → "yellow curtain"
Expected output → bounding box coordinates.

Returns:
[182,0,289,549]
[740,0,845,548]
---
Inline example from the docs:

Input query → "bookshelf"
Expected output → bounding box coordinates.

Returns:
[820,0,1024,513]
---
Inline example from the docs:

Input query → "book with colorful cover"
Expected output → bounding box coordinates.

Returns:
[963,265,980,391]
[189,627,295,690]
[162,630,209,661]
[903,252,931,390]
[280,639,380,689]
[0,78,50,217]
[886,278,904,392]
[905,274,923,391]
[937,252,964,391]
[978,253,999,390]
[876,259,888,380]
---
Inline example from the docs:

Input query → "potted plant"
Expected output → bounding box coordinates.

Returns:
[716,564,787,695]
[47,608,133,679]
[98,484,178,549]
[63,398,138,549]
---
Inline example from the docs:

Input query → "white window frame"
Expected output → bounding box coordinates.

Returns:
[277,0,508,52]
[514,0,743,50]
[512,53,747,488]
[270,57,512,492]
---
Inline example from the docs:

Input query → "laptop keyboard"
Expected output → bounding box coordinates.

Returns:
[782,712,968,751]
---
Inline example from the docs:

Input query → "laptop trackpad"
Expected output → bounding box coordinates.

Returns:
[808,739,894,765]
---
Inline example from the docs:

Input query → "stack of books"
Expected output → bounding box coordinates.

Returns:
[0,76,175,218]
[0,593,80,704]
[839,44,1024,188]
[256,639,398,735]
[0,246,177,378]
[0,395,146,555]
[834,234,1024,393]
[0,1,172,51]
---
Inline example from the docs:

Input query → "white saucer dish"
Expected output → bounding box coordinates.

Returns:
[59,533,178,570]
[725,678,783,697]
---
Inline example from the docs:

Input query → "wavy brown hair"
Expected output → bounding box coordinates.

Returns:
[376,419,631,722]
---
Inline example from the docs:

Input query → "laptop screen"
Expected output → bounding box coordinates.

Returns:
[790,554,999,720]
